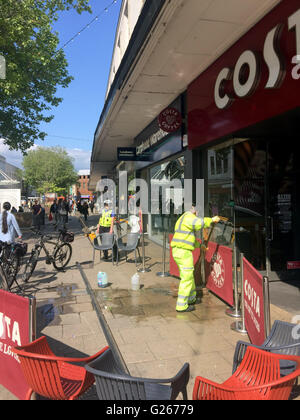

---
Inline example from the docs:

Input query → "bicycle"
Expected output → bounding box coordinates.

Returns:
[0,241,27,291]
[22,228,73,283]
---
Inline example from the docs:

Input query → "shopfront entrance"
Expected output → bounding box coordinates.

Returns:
[207,136,300,282]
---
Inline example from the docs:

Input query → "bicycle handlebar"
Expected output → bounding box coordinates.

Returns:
[30,229,53,241]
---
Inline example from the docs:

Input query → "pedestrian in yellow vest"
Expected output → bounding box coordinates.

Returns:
[96,202,115,259]
[171,207,220,312]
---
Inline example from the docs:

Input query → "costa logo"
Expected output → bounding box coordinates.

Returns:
[211,253,225,289]
[214,8,300,109]
[158,107,182,133]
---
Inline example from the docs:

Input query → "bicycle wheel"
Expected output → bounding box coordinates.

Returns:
[53,243,72,271]
[0,266,8,291]
[5,254,21,290]
[22,250,39,283]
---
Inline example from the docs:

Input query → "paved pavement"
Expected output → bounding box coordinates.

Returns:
[0,213,299,400]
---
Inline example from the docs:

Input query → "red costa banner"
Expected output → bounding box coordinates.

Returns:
[243,258,265,346]
[0,290,33,400]
[205,242,234,307]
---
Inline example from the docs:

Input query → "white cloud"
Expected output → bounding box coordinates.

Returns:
[66,148,91,171]
[0,139,30,168]
[0,139,91,171]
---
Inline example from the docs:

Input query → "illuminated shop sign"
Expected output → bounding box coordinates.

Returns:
[214,8,300,109]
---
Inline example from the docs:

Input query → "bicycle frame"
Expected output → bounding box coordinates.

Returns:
[31,235,62,263]
[0,243,21,290]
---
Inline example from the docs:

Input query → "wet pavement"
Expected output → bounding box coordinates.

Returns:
[0,213,299,400]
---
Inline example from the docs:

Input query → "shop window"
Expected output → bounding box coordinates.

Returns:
[207,146,234,221]
[149,156,185,245]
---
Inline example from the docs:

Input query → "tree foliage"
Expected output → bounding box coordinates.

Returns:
[0,0,91,152]
[22,146,78,195]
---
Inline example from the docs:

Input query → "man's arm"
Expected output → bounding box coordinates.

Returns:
[194,216,220,231]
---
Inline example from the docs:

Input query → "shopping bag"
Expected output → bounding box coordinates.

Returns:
[48,213,53,221]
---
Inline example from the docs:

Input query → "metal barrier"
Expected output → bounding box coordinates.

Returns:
[156,231,170,278]
[138,231,151,273]
[263,276,271,338]
[231,253,248,336]
[225,246,242,319]
[231,253,271,345]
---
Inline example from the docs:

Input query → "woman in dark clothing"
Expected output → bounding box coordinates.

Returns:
[32,200,42,231]
[57,198,69,228]
[50,199,59,227]
[82,201,89,221]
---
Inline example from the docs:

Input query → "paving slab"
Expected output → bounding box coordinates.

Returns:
[1,214,299,400]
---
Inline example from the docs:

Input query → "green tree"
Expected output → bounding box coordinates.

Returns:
[22,146,78,195]
[0,0,91,152]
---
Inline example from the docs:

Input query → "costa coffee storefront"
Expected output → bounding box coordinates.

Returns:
[188,0,300,281]
[129,95,185,246]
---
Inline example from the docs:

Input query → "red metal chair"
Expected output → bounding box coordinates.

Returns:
[193,347,300,400]
[12,336,109,400]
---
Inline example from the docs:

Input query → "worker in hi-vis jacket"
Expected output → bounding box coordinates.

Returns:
[171,206,220,313]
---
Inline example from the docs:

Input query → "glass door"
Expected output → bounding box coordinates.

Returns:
[207,137,299,281]
[233,139,267,271]
[265,139,299,281]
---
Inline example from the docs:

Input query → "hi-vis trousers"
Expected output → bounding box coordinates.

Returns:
[172,248,197,311]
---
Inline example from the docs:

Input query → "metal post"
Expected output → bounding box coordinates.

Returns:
[263,276,271,339]
[226,246,241,319]
[231,253,248,335]
[138,231,151,273]
[157,231,170,278]
[29,297,36,342]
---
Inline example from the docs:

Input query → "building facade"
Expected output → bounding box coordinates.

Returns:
[0,154,22,210]
[90,0,300,280]
[76,170,94,201]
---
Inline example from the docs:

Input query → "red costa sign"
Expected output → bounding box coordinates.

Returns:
[188,0,300,149]
[205,242,234,307]
[287,261,300,270]
[0,290,33,400]
[158,108,182,133]
[243,258,265,346]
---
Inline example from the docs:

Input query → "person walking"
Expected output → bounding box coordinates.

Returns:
[96,201,115,259]
[57,198,68,229]
[82,201,89,222]
[171,206,220,313]
[50,199,59,227]
[0,202,22,243]
[32,200,42,231]
[89,200,95,214]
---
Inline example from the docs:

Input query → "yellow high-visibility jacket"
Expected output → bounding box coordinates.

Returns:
[171,212,213,251]
[99,209,113,228]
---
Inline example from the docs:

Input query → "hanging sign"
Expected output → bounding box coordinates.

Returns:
[117,147,151,161]
[158,108,182,133]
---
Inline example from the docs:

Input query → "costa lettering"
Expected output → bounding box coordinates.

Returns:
[0,312,22,346]
[244,280,261,318]
[215,8,300,109]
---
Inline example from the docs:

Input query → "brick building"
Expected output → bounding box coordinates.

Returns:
[76,170,94,201]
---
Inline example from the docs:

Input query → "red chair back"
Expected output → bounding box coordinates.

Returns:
[193,347,300,400]
[13,336,107,400]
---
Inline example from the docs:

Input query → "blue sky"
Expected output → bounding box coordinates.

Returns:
[1,0,121,171]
